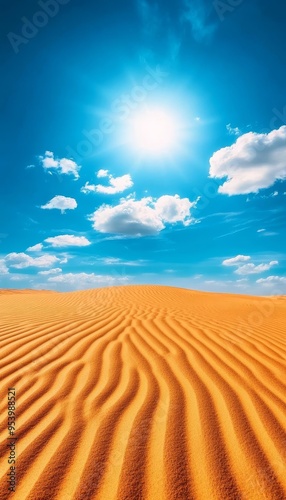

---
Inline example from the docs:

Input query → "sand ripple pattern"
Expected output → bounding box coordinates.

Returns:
[0,286,285,499]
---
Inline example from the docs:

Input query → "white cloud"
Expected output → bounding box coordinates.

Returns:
[90,197,163,236]
[0,259,9,274]
[41,195,77,214]
[38,268,62,276]
[222,255,251,266]
[41,151,80,179]
[235,261,278,275]
[209,126,286,194]
[5,253,60,269]
[99,257,146,266]
[226,124,241,136]
[256,276,286,285]
[44,235,91,248]
[81,173,133,195]
[80,183,97,194]
[26,243,43,252]
[223,255,279,276]
[257,229,266,233]
[47,272,129,289]
[97,169,109,178]
[154,195,195,225]
[89,195,196,236]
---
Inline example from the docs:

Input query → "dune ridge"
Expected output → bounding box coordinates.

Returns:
[0,285,285,499]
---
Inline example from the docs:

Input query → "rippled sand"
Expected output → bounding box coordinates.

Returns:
[0,285,285,499]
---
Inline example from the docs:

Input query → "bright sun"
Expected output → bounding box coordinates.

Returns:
[131,108,178,156]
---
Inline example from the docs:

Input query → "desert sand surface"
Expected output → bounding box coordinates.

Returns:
[0,285,285,500]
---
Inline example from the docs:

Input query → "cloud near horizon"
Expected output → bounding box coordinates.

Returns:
[5,252,61,269]
[47,272,130,289]
[209,126,286,195]
[222,255,251,266]
[38,268,62,276]
[0,260,9,274]
[256,275,286,285]
[235,261,278,275]
[89,194,198,236]
[223,255,279,276]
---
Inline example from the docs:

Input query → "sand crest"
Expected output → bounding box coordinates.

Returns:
[0,285,285,499]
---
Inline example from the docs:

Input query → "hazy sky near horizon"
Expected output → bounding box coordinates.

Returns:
[0,0,286,294]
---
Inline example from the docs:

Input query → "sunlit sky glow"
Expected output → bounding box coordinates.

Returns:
[1,0,286,294]
[131,107,179,156]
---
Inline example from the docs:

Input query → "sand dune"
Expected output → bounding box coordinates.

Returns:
[0,285,285,500]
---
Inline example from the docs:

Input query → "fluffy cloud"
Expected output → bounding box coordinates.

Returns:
[155,195,195,224]
[0,259,9,274]
[235,261,278,275]
[89,195,196,236]
[209,126,286,194]
[97,169,109,178]
[26,243,43,252]
[41,195,77,213]
[81,173,133,195]
[80,183,97,194]
[222,255,251,266]
[5,253,60,269]
[44,235,91,248]
[223,255,279,275]
[41,151,80,179]
[90,197,163,236]
[38,268,62,276]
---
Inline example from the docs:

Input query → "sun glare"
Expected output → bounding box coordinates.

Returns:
[131,108,179,156]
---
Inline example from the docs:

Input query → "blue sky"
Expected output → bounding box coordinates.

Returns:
[0,0,286,293]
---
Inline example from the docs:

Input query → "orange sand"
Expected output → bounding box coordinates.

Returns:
[0,285,285,500]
